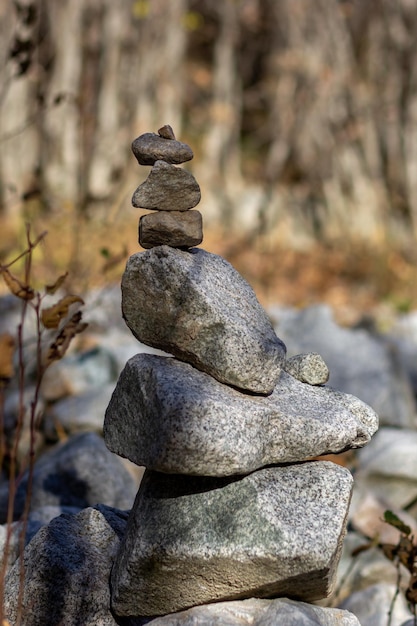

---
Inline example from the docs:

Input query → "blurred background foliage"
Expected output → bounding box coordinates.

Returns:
[0,0,416,313]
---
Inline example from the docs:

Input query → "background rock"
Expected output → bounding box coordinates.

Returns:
[354,427,417,512]
[0,432,137,523]
[271,304,417,428]
[4,506,129,626]
[339,583,414,626]
[43,384,115,439]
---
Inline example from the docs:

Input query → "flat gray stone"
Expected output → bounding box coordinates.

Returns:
[110,462,353,616]
[139,209,203,249]
[121,246,286,393]
[284,352,329,385]
[145,597,361,625]
[132,132,193,165]
[132,161,201,211]
[4,506,129,626]
[104,354,379,476]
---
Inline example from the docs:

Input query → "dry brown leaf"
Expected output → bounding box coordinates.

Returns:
[397,535,416,572]
[381,543,397,562]
[0,333,15,381]
[44,311,88,367]
[45,272,69,295]
[0,267,35,300]
[41,295,84,330]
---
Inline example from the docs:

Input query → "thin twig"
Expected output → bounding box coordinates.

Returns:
[387,559,402,626]
[0,230,47,271]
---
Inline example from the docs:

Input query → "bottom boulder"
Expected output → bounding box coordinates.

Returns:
[111,461,353,617]
[142,597,361,626]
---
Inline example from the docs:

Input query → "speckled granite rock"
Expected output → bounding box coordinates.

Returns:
[121,246,286,394]
[4,506,128,626]
[284,352,329,385]
[110,462,353,616]
[104,354,378,476]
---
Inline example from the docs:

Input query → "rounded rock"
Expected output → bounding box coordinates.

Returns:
[132,133,193,166]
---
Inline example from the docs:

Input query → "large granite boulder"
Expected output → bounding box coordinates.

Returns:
[104,354,379,476]
[121,246,286,394]
[111,462,353,616]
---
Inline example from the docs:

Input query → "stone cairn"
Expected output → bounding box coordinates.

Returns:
[103,127,379,618]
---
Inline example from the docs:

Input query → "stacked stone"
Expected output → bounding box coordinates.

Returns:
[103,130,379,619]
[132,125,203,250]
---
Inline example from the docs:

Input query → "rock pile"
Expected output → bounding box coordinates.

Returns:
[103,128,379,618]
[132,125,203,250]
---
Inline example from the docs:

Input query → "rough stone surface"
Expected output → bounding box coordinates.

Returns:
[104,354,378,476]
[110,462,353,616]
[271,304,417,428]
[121,246,286,393]
[157,124,176,140]
[0,432,137,523]
[132,161,201,211]
[4,506,129,626]
[0,505,83,574]
[132,133,193,165]
[139,210,203,249]
[284,352,329,385]
[143,597,361,626]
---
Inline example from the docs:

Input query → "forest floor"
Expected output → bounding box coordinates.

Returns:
[1,215,416,331]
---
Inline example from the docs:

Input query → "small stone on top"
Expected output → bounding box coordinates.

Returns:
[132,131,193,166]
[158,125,176,140]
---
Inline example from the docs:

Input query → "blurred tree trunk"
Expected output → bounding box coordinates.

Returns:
[132,0,187,138]
[197,0,242,226]
[0,0,42,218]
[41,0,84,209]
[1,0,417,248]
